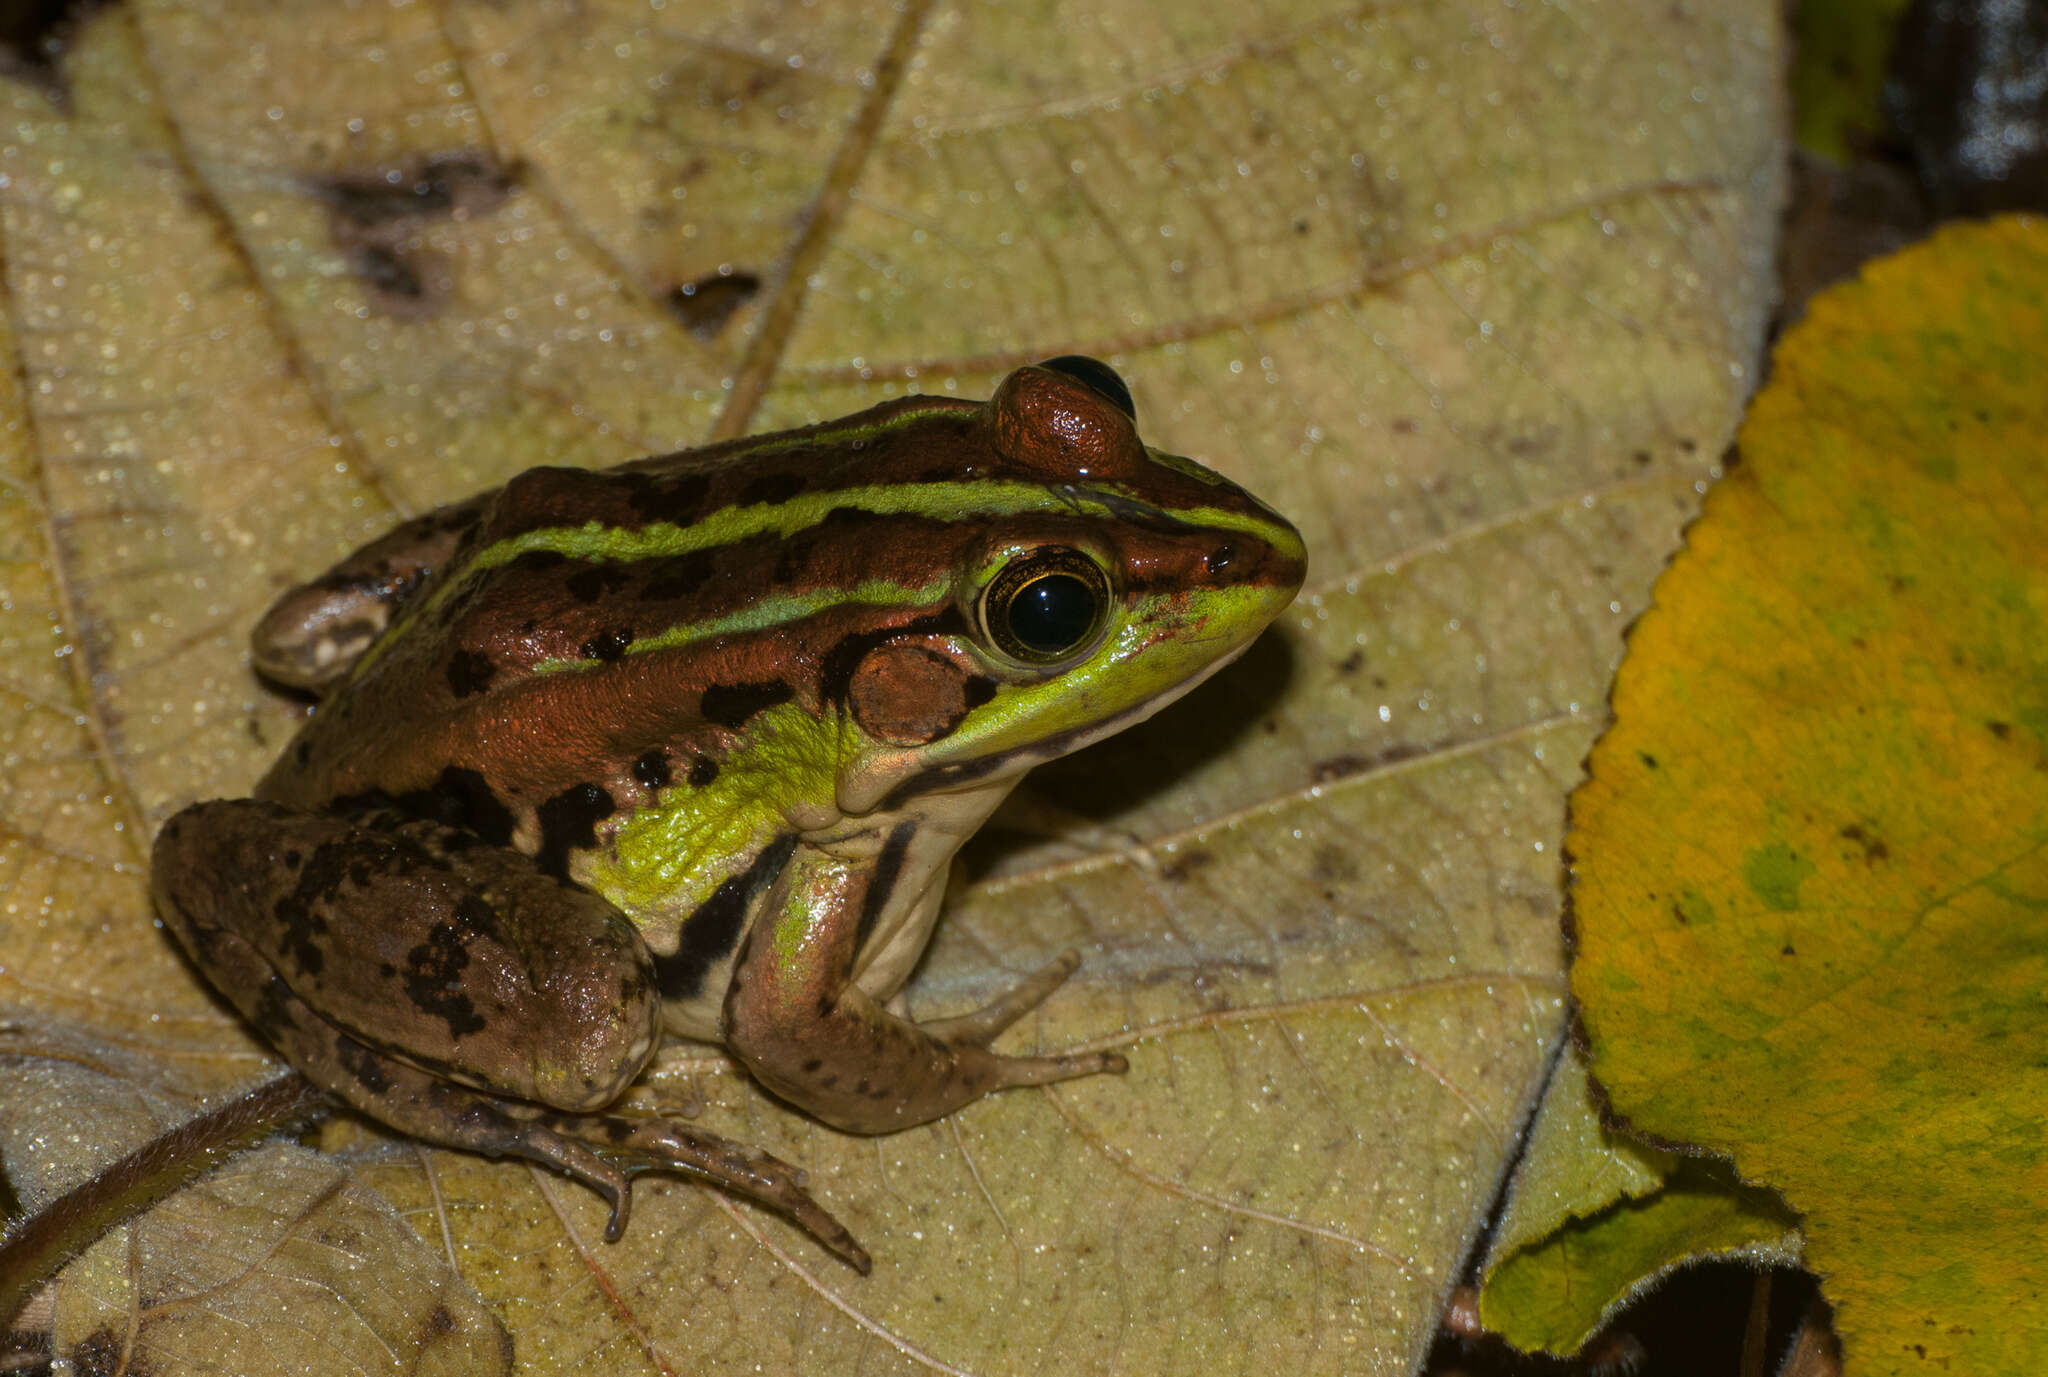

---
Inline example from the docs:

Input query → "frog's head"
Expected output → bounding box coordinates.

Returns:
[832,356,1306,815]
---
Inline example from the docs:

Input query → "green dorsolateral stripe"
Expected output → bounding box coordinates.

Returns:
[528,576,945,674]
[354,476,1293,682]
[472,483,1287,571]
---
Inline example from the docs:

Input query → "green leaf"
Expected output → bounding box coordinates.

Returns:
[1478,1053,1799,1354]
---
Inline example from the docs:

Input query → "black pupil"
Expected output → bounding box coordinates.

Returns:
[1007,573,1097,654]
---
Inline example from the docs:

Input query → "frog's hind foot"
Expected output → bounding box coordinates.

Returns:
[534,1110,871,1273]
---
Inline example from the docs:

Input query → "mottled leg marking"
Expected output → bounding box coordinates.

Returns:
[151,803,868,1271]
[229,961,868,1271]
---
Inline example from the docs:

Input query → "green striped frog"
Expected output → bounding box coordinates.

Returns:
[152,358,1305,1270]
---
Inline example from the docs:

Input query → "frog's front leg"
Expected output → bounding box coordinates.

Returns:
[152,801,868,1269]
[722,842,1127,1134]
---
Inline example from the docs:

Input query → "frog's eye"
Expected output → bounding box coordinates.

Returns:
[1037,355,1136,421]
[981,548,1111,664]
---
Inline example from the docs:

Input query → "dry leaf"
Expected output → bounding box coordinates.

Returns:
[1,1,1783,1370]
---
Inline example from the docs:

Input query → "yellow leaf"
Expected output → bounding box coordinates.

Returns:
[1572,215,2048,1373]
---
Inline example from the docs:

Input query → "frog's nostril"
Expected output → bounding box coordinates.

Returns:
[1205,543,1236,578]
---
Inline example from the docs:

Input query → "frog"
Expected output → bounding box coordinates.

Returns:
[151,356,1306,1271]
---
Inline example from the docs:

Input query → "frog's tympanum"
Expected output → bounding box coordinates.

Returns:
[153,358,1306,1271]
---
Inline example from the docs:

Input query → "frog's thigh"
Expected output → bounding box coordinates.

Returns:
[152,800,662,1112]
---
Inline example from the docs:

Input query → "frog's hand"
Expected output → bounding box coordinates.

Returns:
[722,848,1126,1136]
[251,492,490,690]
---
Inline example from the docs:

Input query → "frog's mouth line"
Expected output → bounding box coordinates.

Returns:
[858,632,1264,815]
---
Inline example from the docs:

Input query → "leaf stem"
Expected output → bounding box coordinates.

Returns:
[0,1072,328,1327]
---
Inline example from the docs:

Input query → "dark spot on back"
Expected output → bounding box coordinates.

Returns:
[511,549,570,573]
[446,647,496,698]
[818,504,882,532]
[772,534,816,584]
[663,270,761,339]
[581,627,633,661]
[700,680,793,728]
[634,748,672,789]
[624,471,711,526]
[638,548,717,601]
[688,757,720,787]
[535,782,615,878]
[739,471,807,508]
[348,765,517,846]
[565,562,634,603]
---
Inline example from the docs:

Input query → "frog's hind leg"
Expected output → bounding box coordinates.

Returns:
[152,801,868,1271]
[202,939,864,1269]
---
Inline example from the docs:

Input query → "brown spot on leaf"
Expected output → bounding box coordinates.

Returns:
[664,270,761,338]
[70,1325,147,1377]
[0,0,104,104]
[315,153,516,318]
[1839,822,1890,864]
[1309,844,1357,889]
